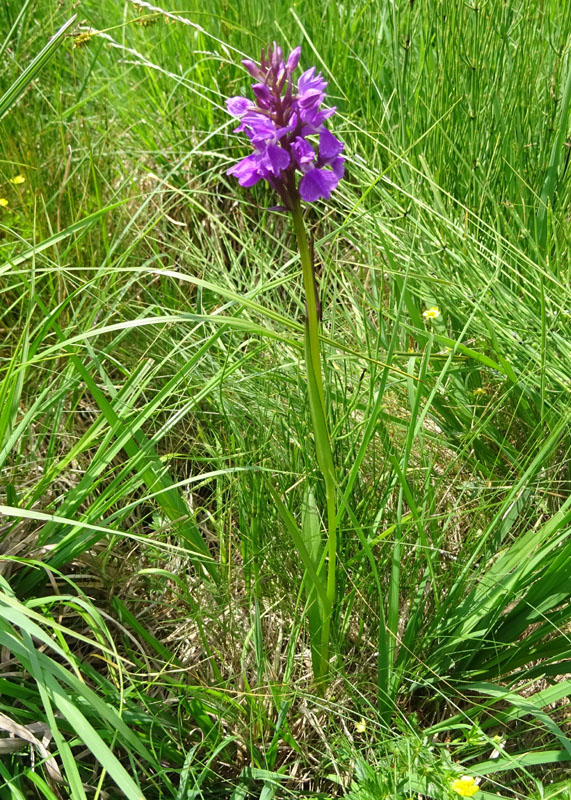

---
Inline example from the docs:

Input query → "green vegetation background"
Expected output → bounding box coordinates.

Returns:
[0,0,570,798]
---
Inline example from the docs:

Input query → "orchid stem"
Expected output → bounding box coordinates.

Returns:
[291,198,337,684]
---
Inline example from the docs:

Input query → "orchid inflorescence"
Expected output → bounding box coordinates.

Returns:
[226,43,345,207]
[225,44,341,687]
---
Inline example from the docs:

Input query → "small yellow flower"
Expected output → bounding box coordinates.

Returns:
[473,387,486,396]
[354,718,367,733]
[423,307,441,320]
[9,175,25,184]
[451,775,480,797]
[0,198,8,207]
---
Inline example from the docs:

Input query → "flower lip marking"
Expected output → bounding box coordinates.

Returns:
[225,44,344,207]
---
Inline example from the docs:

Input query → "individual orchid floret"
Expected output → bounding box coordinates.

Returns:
[225,44,344,207]
[226,96,254,116]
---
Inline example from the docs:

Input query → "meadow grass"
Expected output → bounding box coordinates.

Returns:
[0,0,570,797]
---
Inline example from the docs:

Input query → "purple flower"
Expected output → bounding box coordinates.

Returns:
[226,44,344,206]
[226,96,253,116]
[319,127,343,160]
[291,136,315,168]
[299,169,339,202]
[227,154,264,187]
[297,67,327,111]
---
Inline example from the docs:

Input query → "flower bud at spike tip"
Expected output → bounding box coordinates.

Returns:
[287,46,301,72]
[242,59,263,79]
[226,44,344,207]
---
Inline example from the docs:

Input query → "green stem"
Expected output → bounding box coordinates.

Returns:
[291,199,337,684]
[291,201,325,408]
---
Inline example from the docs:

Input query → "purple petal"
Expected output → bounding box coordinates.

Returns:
[227,154,263,187]
[298,67,327,96]
[319,127,344,161]
[299,168,339,202]
[298,66,316,92]
[252,83,273,109]
[286,46,301,73]
[320,106,336,120]
[298,88,325,110]
[331,156,345,179]
[226,96,253,116]
[270,43,284,70]
[243,111,275,128]
[236,112,277,143]
[299,105,336,133]
[261,143,290,175]
[277,111,299,137]
[242,59,262,79]
[291,136,315,168]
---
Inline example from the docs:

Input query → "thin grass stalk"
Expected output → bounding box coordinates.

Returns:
[0,14,77,119]
[291,199,337,684]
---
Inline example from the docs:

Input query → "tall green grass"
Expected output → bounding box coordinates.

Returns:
[1,0,570,796]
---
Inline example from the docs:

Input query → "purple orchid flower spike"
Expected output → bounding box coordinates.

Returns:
[225,44,344,208]
[225,45,344,689]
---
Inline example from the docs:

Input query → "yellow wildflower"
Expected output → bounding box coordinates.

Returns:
[354,718,367,734]
[451,775,480,797]
[473,387,486,396]
[0,198,8,207]
[423,307,440,320]
[9,175,25,184]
